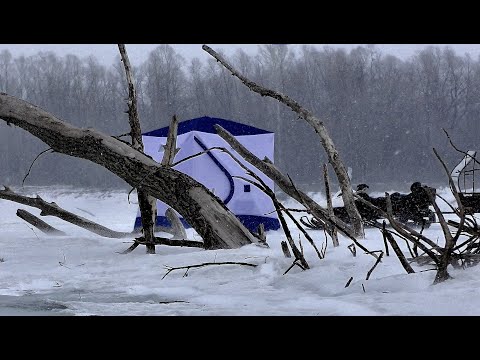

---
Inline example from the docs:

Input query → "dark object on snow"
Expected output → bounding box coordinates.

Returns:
[356,183,369,192]
[301,182,436,229]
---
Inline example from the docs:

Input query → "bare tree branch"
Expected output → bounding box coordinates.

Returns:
[214,124,356,239]
[118,43,157,254]
[203,44,364,238]
[366,251,384,280]
[16,209,66,236]
[382,227,415,274]
[443,128,480,167]
[165,207,187,240]
[323,163,339,246]
[161,114,180,166]
[281,241,292,258]
[22,148,53,186]
[0,186,130,238]
[162,261,257,280]
[382,221,390,256]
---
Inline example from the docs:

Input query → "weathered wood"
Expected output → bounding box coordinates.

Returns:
[161,115,181,166]
[165,207,188,240]
[119,242,140,254]
[215,129,377,259]
[382,221,390,256]
[162,261,257,279]
[365,251,384,280]
[0,186,129,238]
[281,241,292,258]
[323,163,339,247]
[277,200,323,259]
[214,125,354,238]
[273,198,309,269]
[121,237,203,254]
[382,227,415,274]
[118,44,156,254]
[135,237,203,248]
[203,44,364,238]
[0,93,257,250]
[16,209,66,236]
[256,223,268,247]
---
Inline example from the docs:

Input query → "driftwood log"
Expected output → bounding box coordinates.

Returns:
[16,209,66,236]
[0,186,129,238]
[0,93,258,250]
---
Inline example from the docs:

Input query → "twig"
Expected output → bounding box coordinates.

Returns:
[162,261,257,280]
[320,238,328,258]
[443,128,480,167]
[58,253,71,269]
[22,148,53,186]
[118,242,140,254]
[404,238,415,258]
[323,163,339,246]
[283,259,306,275]
[24,224,40,241]
[382,221,390,256]
[366,251,384,280]
[382,227,415,274]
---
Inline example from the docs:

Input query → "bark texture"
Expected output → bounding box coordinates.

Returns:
[0,93,256,249]
[118,44,157,254]
[0,186,128,238]
[16,209,66,236]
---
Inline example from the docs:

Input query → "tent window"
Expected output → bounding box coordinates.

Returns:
[244,185,251,193]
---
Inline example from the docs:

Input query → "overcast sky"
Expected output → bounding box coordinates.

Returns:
[1,44,480,65]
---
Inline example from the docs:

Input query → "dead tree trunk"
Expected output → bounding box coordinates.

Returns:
[202,45,364,238]
[118,44,156,254]
[0,93,257,250]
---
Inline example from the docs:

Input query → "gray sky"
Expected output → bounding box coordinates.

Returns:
[1,44,480,65]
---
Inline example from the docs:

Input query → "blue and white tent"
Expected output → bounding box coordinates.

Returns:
[133,116,281,233]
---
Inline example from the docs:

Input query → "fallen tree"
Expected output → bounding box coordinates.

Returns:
[0,186,129,238]
[0,92,258,250]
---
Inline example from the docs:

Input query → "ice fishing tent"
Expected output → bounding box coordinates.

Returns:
[133,116,281,232]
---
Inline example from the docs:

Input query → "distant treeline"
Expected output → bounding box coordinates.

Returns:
[0,45,478,191]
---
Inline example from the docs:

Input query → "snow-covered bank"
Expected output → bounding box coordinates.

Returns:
[0,186,478,316]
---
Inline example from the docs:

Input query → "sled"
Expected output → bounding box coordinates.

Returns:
[300,183,436,230]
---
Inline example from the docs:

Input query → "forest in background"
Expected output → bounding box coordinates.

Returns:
[1,44,478,192]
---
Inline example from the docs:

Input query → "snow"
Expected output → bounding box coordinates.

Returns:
[1,185,479,316]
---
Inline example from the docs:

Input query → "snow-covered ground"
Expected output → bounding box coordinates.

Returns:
[1,185,479,316]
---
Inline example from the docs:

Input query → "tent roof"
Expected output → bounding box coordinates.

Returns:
[143,116,273,137]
